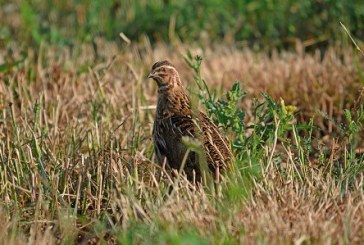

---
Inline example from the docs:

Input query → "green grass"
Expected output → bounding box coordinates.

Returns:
[1,1,364,243]
[1,0,364,49]
[0,38,363,244]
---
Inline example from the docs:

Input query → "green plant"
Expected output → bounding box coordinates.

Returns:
[2,0,364,49]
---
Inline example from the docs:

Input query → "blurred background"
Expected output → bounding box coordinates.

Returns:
[1,0,363,50]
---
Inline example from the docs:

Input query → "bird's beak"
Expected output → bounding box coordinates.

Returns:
[148,72,155,79]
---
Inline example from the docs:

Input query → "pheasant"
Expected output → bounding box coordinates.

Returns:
[148,60,232,182]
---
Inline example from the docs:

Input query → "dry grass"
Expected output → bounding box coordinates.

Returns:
[153,44,363,134]
[240,166,364,244]
[0,40,363,244]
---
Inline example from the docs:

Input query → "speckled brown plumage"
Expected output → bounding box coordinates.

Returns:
[148,60,232,181]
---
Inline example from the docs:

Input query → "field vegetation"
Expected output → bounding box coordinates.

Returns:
[0,0,364,244]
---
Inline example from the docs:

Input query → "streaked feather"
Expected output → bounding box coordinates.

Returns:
[149,60,232,181]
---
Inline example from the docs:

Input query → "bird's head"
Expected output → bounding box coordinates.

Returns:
[148,60,181,89]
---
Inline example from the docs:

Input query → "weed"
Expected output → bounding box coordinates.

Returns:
[0,40,363,244]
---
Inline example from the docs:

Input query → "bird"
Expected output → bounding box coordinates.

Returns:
[148,60,232,182]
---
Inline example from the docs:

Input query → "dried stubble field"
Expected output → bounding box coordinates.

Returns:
[0,40,363,244]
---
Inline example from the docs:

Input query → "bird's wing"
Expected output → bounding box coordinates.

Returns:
[198,112,232,169]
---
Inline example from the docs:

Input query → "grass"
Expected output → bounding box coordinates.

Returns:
[0,39,363,244]
[1,0,364,49]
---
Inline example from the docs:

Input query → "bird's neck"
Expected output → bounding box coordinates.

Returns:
[156,85,192,119]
